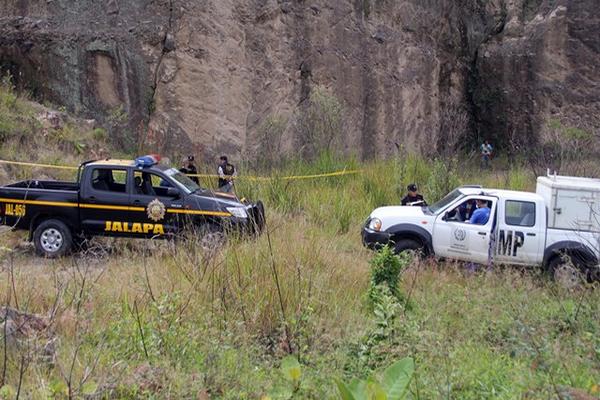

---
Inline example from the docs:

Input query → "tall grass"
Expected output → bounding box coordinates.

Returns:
[1,155,599,398]
[1,79,599,398]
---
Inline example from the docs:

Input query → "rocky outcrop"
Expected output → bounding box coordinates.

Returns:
[0,0,598,159]
[0,0,168,148]
[473,0,600,152]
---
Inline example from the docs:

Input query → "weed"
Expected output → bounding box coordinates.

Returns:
[91,128,108,142]
[295,86,344,159]
[368,246,409,306]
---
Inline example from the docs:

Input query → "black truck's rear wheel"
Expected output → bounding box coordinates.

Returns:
[33,219,73,258]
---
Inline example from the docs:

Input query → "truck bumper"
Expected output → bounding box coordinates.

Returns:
[226,201,265,235]
[246,201,265,234]
[362,227,392,250]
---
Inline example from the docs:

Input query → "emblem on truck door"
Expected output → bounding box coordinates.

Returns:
[147,199,166,222]
[453,228,466,241]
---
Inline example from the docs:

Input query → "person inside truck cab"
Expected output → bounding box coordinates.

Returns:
[134,176,143,194]
[458,199,477,221]
[467,199,490,225]
[446,199,475,221]
[93,169,115,192]
[141,173,156,196]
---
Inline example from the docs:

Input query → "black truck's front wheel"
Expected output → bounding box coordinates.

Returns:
[33,219,73,258]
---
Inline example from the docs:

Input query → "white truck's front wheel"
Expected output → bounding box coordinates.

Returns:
[393,238,425,257]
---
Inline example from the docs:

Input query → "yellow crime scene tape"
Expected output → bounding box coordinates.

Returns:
[0,159,78,170]
[0,159,362,181]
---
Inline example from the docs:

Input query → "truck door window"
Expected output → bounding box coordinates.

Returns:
[505,200,535,227]
[446,199,478,222]
[134,171,175,197]
[445,198,492,224]
[91,168,127,193]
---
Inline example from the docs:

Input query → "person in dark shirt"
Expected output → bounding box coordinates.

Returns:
[401,183,427,206]
[217,155,236,192]
[179,155,199,185]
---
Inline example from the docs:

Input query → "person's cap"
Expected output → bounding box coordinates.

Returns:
[407,183,417,192]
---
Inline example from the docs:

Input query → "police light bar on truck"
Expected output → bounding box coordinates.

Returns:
[135,154,161,168]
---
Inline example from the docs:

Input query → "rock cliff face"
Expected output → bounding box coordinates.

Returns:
[474,0,600,151]
[0,0,598,159]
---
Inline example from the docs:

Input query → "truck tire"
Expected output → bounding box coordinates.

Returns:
[33,219,73,258]
[254,201,265,233]
[547,254,586,288]
[393,238,424,257]
[198,224,226,252]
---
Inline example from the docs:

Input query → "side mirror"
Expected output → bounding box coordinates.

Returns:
[442,211,449,221]
[167,187,180,198]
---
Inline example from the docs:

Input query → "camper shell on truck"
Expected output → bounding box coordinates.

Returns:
[362,174,600,282]
[0,155,265,257]
[536,174,600,232]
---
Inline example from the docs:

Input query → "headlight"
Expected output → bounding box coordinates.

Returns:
[368,218,382,231]
[226,207,248,218]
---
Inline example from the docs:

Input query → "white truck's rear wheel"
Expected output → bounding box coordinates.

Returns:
[547,255,586,288]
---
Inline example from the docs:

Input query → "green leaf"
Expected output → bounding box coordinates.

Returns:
[365,379,387,400]
[82,381,98,395]
[380,358,414,400]
[281,355,302,382]
[347,378,368,400]
[335,379,359,400]
[49,378,68,396]
[0,385,15,398]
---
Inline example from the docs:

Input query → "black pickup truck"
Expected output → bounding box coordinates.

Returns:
[0,155,264,257]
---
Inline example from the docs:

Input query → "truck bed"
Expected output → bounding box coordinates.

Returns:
[0,181,80,231]
[3,180,79,191]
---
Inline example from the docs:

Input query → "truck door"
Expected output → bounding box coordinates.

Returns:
[494,199,544,265]
[127,170,184,236]
[432,196,497,264]
[79,167,131,235]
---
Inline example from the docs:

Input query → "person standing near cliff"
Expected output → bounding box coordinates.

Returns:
[179,155,200,184]
[480,140,493,169]
[217,155,236,192]
[401,183,427,206]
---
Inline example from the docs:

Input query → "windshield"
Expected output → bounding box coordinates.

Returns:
[165,168,201,194]
[427,188,464,214]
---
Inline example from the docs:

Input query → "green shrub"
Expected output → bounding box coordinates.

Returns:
[426,158,460,203]
[368,246,409,306]
[296,86,344,159]
[92,127,108,142]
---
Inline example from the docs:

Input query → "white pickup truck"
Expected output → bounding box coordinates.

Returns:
[362,174,600,282]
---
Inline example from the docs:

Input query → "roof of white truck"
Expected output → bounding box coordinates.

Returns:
[537,174,600,191]
[460,187,544,202]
